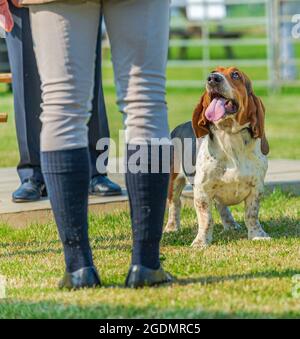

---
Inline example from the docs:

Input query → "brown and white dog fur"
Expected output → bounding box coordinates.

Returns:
[165,66,271,248]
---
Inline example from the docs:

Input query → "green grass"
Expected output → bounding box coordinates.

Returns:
[2,84,300,166]
[0,190,299,318]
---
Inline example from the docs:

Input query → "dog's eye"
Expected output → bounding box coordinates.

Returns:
[231,72,240,80]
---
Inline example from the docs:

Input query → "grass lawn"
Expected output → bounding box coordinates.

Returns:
[1,86,300,167]
[0,190,299,318]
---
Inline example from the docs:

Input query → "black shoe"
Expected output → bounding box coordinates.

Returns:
[125,265,174,288]
[12,178,47,203]
[89,175,122,197]
[58,266,101,290]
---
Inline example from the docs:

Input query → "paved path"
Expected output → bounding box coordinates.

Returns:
[0,159,299,227]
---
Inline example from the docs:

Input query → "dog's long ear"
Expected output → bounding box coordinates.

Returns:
[248,93,269,155]
[192,91,210,138]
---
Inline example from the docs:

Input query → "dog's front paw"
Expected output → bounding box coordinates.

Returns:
[191,238,209,249]
[164,221,180,233]
[248,230,271,241]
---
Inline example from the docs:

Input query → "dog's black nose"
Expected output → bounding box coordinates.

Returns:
[207,73,223,85]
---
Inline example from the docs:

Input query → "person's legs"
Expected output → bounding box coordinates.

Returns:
[104,0,173,286]
[29,2,101,288]
[6,3,45,201]
[88,19,122,196]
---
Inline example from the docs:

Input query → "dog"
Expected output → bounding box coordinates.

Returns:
[165,66,271,248]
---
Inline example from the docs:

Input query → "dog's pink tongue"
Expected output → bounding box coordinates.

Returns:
[205,98,226,121]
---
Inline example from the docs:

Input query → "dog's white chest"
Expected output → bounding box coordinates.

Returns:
[195,131,268,206]
[213,165,260,205]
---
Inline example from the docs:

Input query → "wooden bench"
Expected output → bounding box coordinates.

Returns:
[0,73,12,123]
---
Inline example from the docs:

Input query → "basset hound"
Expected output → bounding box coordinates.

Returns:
[165,66,271,248]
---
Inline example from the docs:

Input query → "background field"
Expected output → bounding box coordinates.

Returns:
[1,85,300,167]
[1,0,300,164]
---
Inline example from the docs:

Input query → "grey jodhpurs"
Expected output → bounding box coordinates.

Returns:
[29,0,170,151]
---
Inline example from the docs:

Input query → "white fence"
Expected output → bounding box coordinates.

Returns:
[101,0,300,91]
